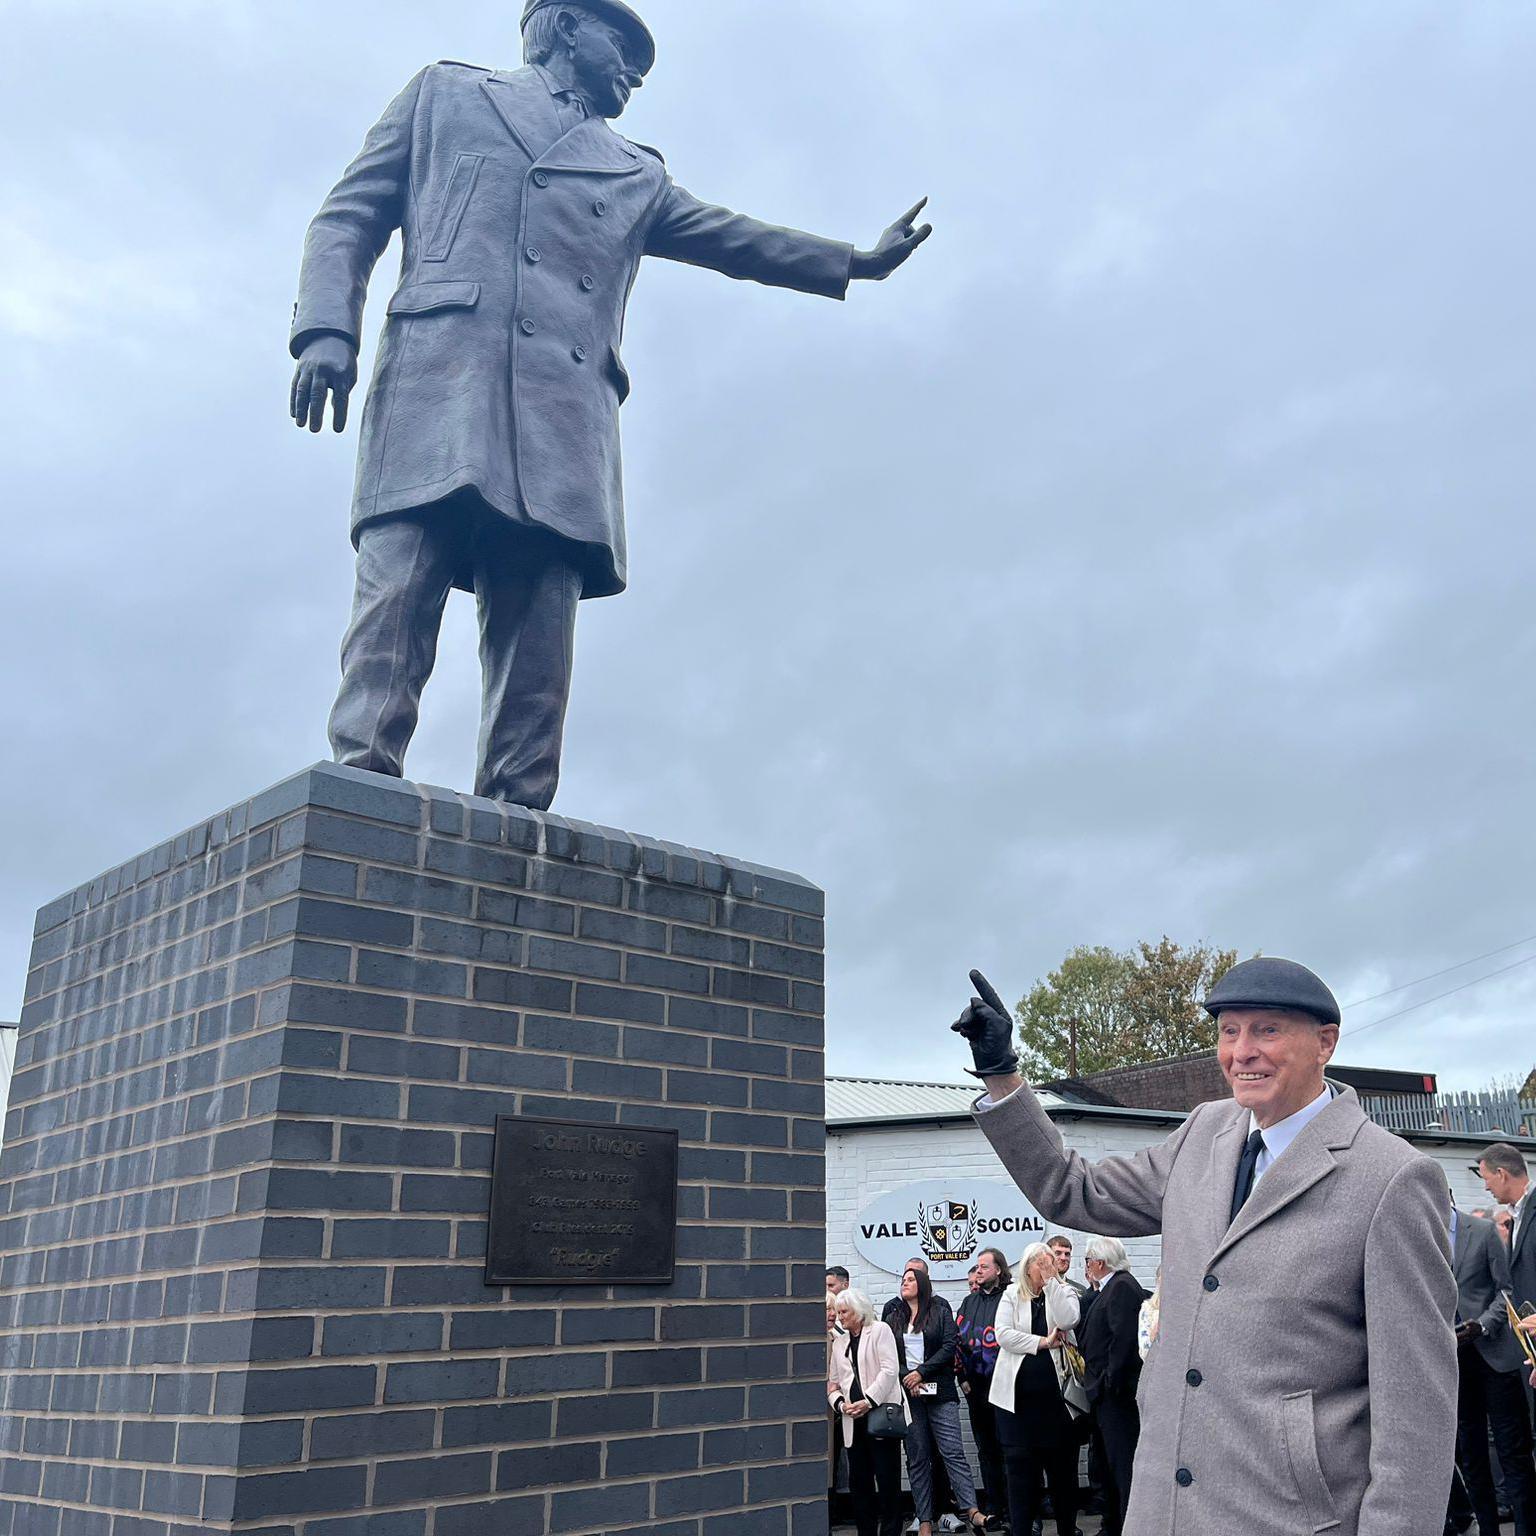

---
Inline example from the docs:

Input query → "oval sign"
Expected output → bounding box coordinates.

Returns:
[852,1177,1049,1282]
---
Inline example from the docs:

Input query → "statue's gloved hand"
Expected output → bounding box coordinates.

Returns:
[950,969,1019,1080]
[850,197,933,281]
[291,333,359,434]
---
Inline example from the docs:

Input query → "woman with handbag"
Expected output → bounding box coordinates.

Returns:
[893,1265,987,1535]
[830,1288,910,1536]
[989,1241,1083,1536]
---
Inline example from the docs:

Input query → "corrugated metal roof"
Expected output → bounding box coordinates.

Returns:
[826,1076,1065,1125]
[0,1027,16,1131]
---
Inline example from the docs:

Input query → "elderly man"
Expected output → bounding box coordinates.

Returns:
[1079,1236,1150,1534]
[289,0,931,808]
[951,957,1457,1536]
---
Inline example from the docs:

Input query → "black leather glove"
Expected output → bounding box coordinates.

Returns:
[950,969,1020,1080]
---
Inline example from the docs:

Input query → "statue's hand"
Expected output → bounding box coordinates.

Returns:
[950,968,1021,1082]
[850,197,933,281]
[290,334,359,433]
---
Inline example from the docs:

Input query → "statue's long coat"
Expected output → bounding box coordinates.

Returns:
[291,63,853,597]
[975,1083,1458,1536]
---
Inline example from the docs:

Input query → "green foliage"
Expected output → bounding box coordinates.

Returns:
[1015,937,1242,1079]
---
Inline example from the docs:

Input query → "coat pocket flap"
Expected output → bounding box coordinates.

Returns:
[606,346,631,404]
[1280,1391,1341,1533]
[387,281,482,316]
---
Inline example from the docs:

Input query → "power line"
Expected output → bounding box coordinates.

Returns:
[1339,933,1536,1011]
[1343,951,1536,1039]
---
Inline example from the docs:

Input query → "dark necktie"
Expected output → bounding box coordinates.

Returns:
[1230,1129,1266,1223]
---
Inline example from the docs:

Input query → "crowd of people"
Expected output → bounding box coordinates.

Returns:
[823,1137,1536,1536]
[824,1232,1162,1536]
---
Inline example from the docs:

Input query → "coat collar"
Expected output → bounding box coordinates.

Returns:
[482,64,641,174]
[1206,1083,1367,1264]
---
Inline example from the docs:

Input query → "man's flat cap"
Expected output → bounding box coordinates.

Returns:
[521,0,656,76]
[1202,957,1341,1026]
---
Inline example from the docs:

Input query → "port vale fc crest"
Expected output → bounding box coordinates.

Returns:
[920,1199,978,1263]
[853,1178,1048,1281]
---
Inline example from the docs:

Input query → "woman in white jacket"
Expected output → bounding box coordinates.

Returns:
[829,1288,911,1536]
[988,1242,1081,1536]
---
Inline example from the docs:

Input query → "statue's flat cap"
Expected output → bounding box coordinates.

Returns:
[1202,957,1340,1026]
[521,0,656,75]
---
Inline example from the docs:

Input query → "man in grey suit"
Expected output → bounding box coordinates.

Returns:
[1450,1198,1536,1536]
[1479,1144,1536,1314]
[289,0,931,808]
[951,957,1458,1536]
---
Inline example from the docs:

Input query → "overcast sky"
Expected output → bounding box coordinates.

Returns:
[3,0,1533,1090]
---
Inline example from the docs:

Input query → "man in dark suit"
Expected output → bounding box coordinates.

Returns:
[1078,1236,1150,1535]
[1450,1199,1536,1536]
[1479,1144,1536,1312]
[289,0,931,808]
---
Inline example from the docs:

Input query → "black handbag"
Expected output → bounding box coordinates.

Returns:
[865,1402,908,1439]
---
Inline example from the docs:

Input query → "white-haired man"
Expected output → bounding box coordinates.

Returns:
[1078,1237,1150,1534]
[951,957,1457,1536]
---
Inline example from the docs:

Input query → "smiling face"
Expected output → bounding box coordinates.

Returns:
[1047,1239,1071,1276]
[565,10,644,117]
[1217,1006,1337,1128]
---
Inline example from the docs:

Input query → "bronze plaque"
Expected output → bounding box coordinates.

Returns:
[485,1115,679,1285]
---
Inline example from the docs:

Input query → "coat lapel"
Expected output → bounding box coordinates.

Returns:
[1207,1088,1365,1265]
[481,66,641,175]
[481,66,564,162]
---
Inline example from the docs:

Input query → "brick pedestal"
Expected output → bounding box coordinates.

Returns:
[0,764,827,1536]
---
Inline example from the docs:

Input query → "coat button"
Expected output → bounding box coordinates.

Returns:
[526,246,541,263]
[533,171,550,188]
[573,345,588,362]
[520,318,536,335]
[580,274,595,291]
[1202,1274,1219,1292]
[1176,1468,1194,1488]
[593,198,607,216]
[1186,1369,1202,1387]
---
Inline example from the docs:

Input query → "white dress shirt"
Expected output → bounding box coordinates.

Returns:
[1249,1083,1333,1189]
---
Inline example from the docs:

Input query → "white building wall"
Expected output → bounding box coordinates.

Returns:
[829,1111,1507,1314]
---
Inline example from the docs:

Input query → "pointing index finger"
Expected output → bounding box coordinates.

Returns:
[968,969,1008,1016]
[897,196,929,226]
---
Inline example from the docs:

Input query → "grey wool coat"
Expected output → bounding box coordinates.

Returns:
[291,62,854,598]
[975,1082,1457,1536]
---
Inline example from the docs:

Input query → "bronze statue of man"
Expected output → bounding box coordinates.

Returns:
[289,0,930,809]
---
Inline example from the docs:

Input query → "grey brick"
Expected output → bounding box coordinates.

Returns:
[450,1310,558,1350]
[669,926,750,965]
[472,968,572,1011]
[384,1358,500,1403]
[560,1306,657,1344]
[668,997,749,1037]
[464,1047,568,1090]
[337,1124,457,1168]
[677,1147,747,1182]
[310,1410,435,1461]
[620,1102,709,1138]
[704,1265,787,1300]
[307,1514,429,1536]
[622,1026,709,1067]
[710,1112,789,1148]
[264,1169,394,1213]
[322,1312,444,1356]
[530,861,623,907]
[435,1498,543,1536]
[705,1343,786,1380]
[357,950,467,998]
[555,1390,654,1434]
[611,1347,701,1387]
[277,1074,400,1119]
[750,1078,823,1114]
[705,1424,787,1466]
[290,898,413,948]
[363,867,474,917]
[527,936,622,979]
[407,1084,519,1125]
[628,883,714,923]
[606,1430,702,1476]
[494,1439,600,1489]
[231,1464,369,1520]
[749,1151,824,1186]
[346,1035,461,1081]
[549,1484,650,1533]
[624,953,711,993]
[791,1117,826,1151]
[749,1226,825,1261]
[441,1399,551,1448]
[333,1222,451,1259]
[666,1069,748,1107]
[410,999,517,1044]
[373,1451,493,1504]
[749,1302,817,1338]
[750,941,824,981]
[522,1014,618,1056]
[709,1187,788,1222]
[748,1380,825,1418]
[477,889,574,935]
[253,1262,388,1309]
[655,1469,744,1517]
[677,1225,747,1260]
[238,1365,377,1413]
[573,982,664,1024]
[662,1304,747,1341]
[419,917,522,966]
[399,1174,491,1213]
[571,1059,663,1099]
[425,840,528,887]
[503,1352,606,1397]
[278,983,408,1032]
[751,1009,823,1047]
[717,902,788,940]
[578,908,666,951]
[391,1264,497,1308]
[712,969,790,1007]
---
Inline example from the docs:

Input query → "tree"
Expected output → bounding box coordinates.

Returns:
[1014,937,1242,1079]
